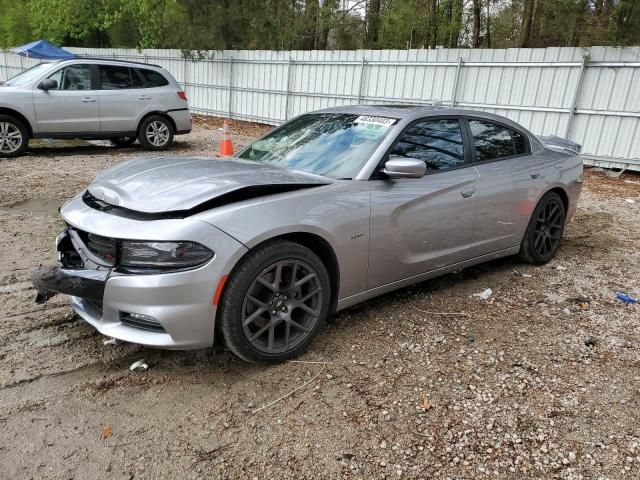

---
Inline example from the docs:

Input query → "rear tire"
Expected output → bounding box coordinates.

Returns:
[137,115,174,150]
[519,191,566,265]
[218,240,331,363]
[110,137,136,147]
[0,114,28,158]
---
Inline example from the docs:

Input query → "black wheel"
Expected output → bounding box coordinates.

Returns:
[519,191,566,265]
[110,136,136,147]
[137,115,174,150]
[218,240,331,363]
[0,114,28,158]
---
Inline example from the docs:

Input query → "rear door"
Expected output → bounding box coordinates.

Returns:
[97,65,147,133]
[32,64,100,133]
[367,117,479,289]
[466,118,546,256]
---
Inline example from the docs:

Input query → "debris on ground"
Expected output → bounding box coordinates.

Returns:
[102,337,122,346]
[129,359,149,371]
[472,288,492,300]
[513,269,532,278]
[584,336,597,347]
[616,293,638,304]
[101,425,112,441]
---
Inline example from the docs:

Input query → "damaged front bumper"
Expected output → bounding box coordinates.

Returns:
[32,266,108,304]
[30,200,248,349]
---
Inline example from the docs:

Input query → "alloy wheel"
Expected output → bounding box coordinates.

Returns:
[533,198,564,257]
[241,260,323,354]
[0,122,23,154]
[145,121,170,147]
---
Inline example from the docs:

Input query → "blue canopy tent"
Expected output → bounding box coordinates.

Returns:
[11,40,76,60]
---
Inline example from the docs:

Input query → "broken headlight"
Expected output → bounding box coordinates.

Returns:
[119,241,213,270]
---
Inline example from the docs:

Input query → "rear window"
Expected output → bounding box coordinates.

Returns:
[469,120,529,161]
[137,68,169,87]
[99,66,143,89]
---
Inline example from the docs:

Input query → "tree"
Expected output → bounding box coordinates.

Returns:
[366,0,381,47]
[472,0,482,47]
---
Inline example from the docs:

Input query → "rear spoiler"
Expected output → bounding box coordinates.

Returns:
[538,135,581,155]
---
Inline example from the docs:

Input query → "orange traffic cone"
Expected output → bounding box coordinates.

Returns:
[218,119,234,157]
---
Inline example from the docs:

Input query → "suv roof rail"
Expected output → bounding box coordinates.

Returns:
[70,56,163,68]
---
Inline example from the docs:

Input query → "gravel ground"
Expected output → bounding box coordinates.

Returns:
[0,118,639,479]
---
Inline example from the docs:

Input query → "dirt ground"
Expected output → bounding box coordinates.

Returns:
[0,117,639,479]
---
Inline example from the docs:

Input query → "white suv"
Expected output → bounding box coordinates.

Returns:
[0,58,192,157]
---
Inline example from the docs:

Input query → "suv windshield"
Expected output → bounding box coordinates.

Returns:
[4,63,52,87]
[237,113,396,179]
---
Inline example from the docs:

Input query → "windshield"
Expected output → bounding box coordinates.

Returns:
[4,63,52,87]
[237,113,396,179]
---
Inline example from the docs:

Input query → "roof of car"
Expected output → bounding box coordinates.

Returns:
[318,103,532,128]
[50,57,162,69]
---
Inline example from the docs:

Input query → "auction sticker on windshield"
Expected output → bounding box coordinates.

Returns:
[354,116,397,127]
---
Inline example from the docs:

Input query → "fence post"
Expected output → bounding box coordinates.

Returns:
[182,55,188,91]
[284,57,292,121]
[19,55,24,72]
[565,55,588,139]
[357,57,367,104]
[450,57,463,107]
[228,56,234,119]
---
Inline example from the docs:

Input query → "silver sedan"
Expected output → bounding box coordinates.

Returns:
[32,105,583,363]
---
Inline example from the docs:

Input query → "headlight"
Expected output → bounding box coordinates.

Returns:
[119,241,213,269]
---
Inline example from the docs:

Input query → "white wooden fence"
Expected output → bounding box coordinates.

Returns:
[2,46,639,170]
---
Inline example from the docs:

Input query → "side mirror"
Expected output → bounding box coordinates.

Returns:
[382,155,426,179]
[37,79,58,91]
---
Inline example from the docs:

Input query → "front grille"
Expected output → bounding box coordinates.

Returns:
[82,232,117,265]
[120,312,166,333]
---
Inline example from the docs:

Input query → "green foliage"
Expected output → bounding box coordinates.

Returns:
[0,0,35,47]
[0,0,637,51]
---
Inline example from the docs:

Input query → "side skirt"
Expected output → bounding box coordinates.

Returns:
[32,131,137,140]
[336,246,521,311]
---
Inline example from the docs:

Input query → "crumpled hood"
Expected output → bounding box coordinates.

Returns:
[88,156,331,214]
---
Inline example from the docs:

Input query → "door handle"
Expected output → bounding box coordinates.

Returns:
[461,186,475,198]
[138,95,152,100]
[81,97,96,103]
[530,171,542,179]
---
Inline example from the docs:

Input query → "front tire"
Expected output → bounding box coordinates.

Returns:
[0,115,28,158]
[137,115,174,150]
[519,191,566,265]
[219,240,332,363]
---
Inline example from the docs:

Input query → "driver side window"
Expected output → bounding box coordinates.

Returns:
[390,119,465,173]
[47,65,92,91]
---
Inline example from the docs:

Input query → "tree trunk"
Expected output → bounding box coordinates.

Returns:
[472,0,481,48]
[366,0,381,47]
[520,0,535,47]
[429,0,437,49]
[449,0,463,48]
[302,0,319,50]
[485,0,491,48]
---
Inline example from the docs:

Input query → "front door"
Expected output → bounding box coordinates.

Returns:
[368,118,479,289]
[32,64,100,133]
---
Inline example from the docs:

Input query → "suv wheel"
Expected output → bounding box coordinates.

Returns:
[0,115,28,158]
[138,115,174,150]
[218,240,332,363]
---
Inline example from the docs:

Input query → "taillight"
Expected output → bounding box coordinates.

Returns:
[177,91,188,101]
